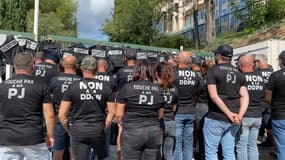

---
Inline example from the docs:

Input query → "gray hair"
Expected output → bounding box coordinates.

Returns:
[14,52,34,70]
[255,54,268,64]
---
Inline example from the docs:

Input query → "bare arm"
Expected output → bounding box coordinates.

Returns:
[238,86,249,120]
[105,102,116,128]
[58,100,72,134]
[265,89,272,105]
[208,84,239,123]
[116,103,126,127]
[43,102,55,148]
[172,104,177,112]
[159,107,164,119]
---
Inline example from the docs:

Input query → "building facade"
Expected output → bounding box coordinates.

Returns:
[158,0,248,40]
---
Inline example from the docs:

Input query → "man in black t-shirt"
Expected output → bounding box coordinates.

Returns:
[173,51,200,160]
[116,48,136,90]
[48,55,82,160]
[58,56,115,160]
[254,54,274,144]
[0,52,55,160]
[116,49,136,158]
[265,50,285,160]
[235,55,264,160]
[203,44,249,160]
[93,58,117,159]
[33,51,59,84]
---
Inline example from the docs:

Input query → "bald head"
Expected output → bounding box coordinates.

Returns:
[239,55,254,72]
[62,55,77,71]
[178,51,193,68]
[96,59,107,72]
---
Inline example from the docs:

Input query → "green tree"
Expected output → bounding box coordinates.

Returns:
[26,0,78,37]
[103,0,167,45]
[151,34,193,49]
[266,0,285,22]
[0,0,31,31]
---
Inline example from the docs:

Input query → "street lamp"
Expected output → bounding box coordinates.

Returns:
[33,0,40,41]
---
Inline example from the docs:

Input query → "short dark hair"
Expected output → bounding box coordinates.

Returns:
[132,60,153,82]
[14,52,34,70]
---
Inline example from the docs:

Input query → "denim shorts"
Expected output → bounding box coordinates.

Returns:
[53,123,70,151]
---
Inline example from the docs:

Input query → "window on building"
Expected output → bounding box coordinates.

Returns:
[185,15,193,28]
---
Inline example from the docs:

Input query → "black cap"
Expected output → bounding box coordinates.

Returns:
[213,44,233,57]
[125,48,137,60]
[192,56,205,65]
[45,51,60,63]
[279,50,285,61]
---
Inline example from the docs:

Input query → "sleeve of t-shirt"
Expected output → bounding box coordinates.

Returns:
[266,73,275,91]
[239,73,247,87]
[62,84,73,101]
[105,86,114,102]
[207,67,216,85]
[173,87,178,105]
[117,84,128,103]
[48,77,56,93]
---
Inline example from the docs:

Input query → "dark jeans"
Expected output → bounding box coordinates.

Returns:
[259,102,272,137]
[71,135,107,160]
[162,120,176,160]
[121,125,162,160]
[88,127,111,160]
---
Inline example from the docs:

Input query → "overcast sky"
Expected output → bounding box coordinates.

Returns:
[77,0,114,41]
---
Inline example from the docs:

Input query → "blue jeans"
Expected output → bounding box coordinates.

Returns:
[53,123,71,151]
[0,143,50,160]
[272,119,285,160]
[236,117,261,160]
[203,117,240,160]
[174,114,195,160]
[162,120,176,160]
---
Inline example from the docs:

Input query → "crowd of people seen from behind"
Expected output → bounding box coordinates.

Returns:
[1,44,285,160]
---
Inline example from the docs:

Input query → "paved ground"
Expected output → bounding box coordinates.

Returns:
[105,145,277,160]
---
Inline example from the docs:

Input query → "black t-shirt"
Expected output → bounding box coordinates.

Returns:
[163,87,178,121]
[48,73,82,112]
[0,74,52,145]
[33,62,59,84]
[173,68,200,114]
[117,80,164,129]
[207,63,246,121]
[195,71,208,104]
[62,78,112,137]
[95,72,117,92]
[243,71,264,118]
[95,72,117,102]
[266,68,285,119]
[257,68,273,100]
[116,66,134,90]
[258,68,273,84]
